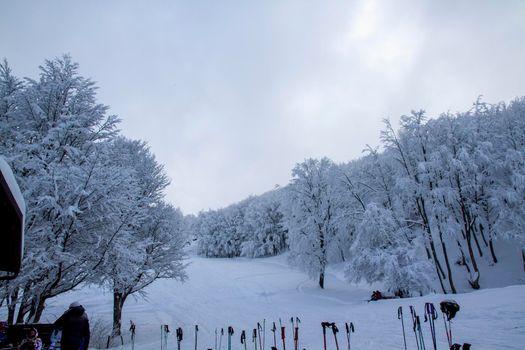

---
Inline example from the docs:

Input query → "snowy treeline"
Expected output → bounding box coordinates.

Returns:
[193,191,288,258]
[194,98,525,295]
[0,56,187,333]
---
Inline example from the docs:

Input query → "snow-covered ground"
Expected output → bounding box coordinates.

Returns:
[39,254,525,350]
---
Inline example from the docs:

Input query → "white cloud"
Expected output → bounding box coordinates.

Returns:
[1,0,524,214]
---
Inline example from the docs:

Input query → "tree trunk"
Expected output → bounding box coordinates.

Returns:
[522,247,525,272]
[471,224,484,257]
[456,239,479,289]
[417,198,446,280]
[477,222,489,247]
[466,231,479,274]
[318,223,326,289]
[31,296,47,323]
[7,289,18,325]
[16,284,32,324]
[437,222,457,294]
[112,290,126,336]
[318,271,325,289]
[457,241,471,274]
[26,298,37,323]
[431,249,447,294]
[489,238,498,264]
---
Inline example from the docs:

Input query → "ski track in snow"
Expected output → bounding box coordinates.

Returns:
[28,254,525,350]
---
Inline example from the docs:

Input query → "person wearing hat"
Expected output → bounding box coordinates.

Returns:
[53,301,90,350]
[17,327,42,350]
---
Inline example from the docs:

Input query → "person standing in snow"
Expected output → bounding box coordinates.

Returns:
[53,301,90,350]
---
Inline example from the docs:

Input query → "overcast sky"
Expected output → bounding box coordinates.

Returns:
[1,0,524,215]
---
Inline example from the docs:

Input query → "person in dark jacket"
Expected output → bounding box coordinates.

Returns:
[53,301,90,350]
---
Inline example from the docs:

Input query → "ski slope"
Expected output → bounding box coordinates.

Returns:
[39,254,525,350]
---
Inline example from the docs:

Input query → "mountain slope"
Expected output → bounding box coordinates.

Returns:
[40,254,525,350]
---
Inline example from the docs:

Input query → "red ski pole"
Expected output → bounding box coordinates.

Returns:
[331,323,340,350]
[279,319,286,350]
[321,322,329,350]
[291,317,300,350]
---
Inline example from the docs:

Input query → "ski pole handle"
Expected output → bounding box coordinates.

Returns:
[331,323,339,334]
[195,325,199,350]
[321,322,328,335]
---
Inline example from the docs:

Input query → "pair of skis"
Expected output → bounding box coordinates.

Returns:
[321,321,355,350]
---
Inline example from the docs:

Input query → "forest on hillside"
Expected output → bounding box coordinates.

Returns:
[193,97,525,295]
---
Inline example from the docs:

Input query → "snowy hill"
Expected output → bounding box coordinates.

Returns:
[36,253,525,350]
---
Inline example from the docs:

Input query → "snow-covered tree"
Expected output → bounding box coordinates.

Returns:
[0,56,188,325]
[0,55,121,322]
[284,158,337,289]
[97,138,188,335]
[240,193,287,258]
[190,97,525,295]
[195,201,248,258]
[346,203,433,295]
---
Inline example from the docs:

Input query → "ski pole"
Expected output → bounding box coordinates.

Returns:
[195,325,199,350]
[216,328,218,350]
[291,317,300,350]
[228,326,234,350]
[262,319,266,350]
[442,313,452,348]
[279,318,286,350]
[219,328,224,350]
[411,308,426,350]
[241,330,247,350]
[130,321,136,350]
[271,322,277,349]
[409,306,421,350]
[257,323,263,350]
[330,323,340,350]
[177,328,183,350]
[344,322,354,350]
[165,325,168,350]
[440,304,453,348]
[398,307,407,350]
[162,325,170,350]
[321,322,329,350]
[418,316,426,350]
[294,319,299,350]
[424,303,438,350]
[253,328,258,350]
